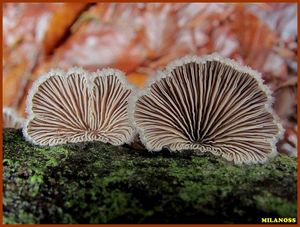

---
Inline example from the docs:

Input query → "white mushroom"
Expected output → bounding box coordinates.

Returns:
[23,67,135,146]
[132,54,284,164]
[3,107,24,129]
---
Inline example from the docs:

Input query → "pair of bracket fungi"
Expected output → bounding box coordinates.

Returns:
[23,54,283,164]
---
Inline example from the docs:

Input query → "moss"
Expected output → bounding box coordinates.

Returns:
[254,192,297,217]
[3,129,297,224]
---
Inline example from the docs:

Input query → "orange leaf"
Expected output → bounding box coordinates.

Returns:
[42,3,90,56]
[127,72,148,88]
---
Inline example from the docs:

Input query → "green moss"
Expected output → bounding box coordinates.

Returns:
[3,129,297,224]
[254,192,297,217]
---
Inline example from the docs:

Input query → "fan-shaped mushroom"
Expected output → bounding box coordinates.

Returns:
[132,54,283,164]
[23,67,135,146]
[3,107,24,129]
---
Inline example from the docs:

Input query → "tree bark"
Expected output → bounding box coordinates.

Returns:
[3,129,297,224]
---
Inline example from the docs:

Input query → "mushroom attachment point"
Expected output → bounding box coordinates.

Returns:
[133,54,283,164]
[3,107,24,129]
[23,68,135,146]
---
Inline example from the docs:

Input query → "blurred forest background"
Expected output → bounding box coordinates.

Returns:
[3,3,298,156]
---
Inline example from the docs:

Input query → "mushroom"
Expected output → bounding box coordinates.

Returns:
[23,67,135,146]
[3,107,24,129]
[132,54,284,164]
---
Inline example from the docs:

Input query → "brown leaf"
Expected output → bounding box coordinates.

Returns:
[273,77,297,121]
[42,3,90,56]
[230,5,277,70]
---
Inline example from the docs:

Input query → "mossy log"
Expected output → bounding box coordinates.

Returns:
[3,129,297,224]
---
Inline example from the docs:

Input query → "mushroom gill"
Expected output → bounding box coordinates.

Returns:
[3,107,24,129]
[133,54,283,164]
[23,68,135,146]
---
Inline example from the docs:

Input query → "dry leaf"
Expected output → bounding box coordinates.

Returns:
[42,3,90,56]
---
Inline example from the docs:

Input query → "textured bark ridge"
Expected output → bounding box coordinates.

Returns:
[3,129,297,224]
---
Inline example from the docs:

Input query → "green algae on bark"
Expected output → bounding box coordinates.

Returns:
[3,129,297,224]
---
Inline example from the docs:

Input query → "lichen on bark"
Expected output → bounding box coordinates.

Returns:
[3,129,297,224]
